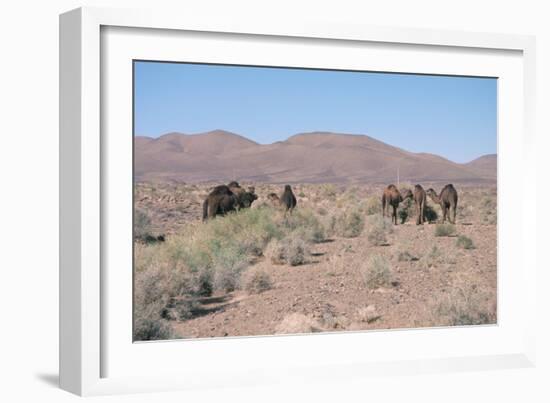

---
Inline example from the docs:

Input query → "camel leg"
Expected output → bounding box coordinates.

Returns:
[416,203,420,225]
[453,204,456,224]
[208,200,218,219]
[392,205,397,225]
[421,202,425,224]
[382,197,386,218]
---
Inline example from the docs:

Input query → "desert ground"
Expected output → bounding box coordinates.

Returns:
[133,181,497,341]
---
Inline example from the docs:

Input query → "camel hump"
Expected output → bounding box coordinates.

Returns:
[443,183,456,191]
[414,184,424,191]
[209,184,233,196]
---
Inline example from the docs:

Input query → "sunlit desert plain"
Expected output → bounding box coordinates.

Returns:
[134,180,497,340]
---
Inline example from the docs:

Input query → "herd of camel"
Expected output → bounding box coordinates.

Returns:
[202,181,459,225]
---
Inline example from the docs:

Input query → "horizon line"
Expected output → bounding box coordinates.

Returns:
[134,129,496,164]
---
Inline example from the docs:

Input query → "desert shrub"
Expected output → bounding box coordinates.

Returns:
[284,208,326,243]
[397,251,417,262]
[133,260,186,341]
[267,233,310,266]
[434,223,456,237]
[398,208,408,224]
[134,208,153,239]
[134,315,176,341]
[362,196,382,216]
[480,195,497,225]
[366,215,392,246]
[423,204,438,223]
[435,286,496,326]
[361,254,392,289]
[244,268,273,294]
[398,198,413,224]
[210,243,247,292]
[322,184,338,198]
[335,208,365,238]
[422,245,442,268]
[317,206,328,216]
[298,191,306,198]
[456,235,475,250]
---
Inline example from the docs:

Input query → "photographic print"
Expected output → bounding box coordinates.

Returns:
[133,61,497,341]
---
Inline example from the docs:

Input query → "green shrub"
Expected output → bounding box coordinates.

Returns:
[134,208,153,239]
[366,215,392,246]
[362,196,382,216]
[435,223,456,237]
[134,315,176,341]
[424,204,438,223]
[456,235,475,250]
[284,208,326,243]
[335,209,365,238]
[267,233,310,266]
[361,254,392,289]
[398,198,413,224]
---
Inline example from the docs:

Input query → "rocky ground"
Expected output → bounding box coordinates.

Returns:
[134,182,497,339]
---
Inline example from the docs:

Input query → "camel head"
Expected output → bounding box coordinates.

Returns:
[426,188,440,202]
[401,188,413,201]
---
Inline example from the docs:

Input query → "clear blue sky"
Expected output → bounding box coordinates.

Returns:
[134,61,496,163]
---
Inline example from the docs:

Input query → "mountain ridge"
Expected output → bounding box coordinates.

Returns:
[134,131,496,184]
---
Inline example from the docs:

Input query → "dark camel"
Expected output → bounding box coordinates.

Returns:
[413,184,427,225]
[426,184,458,224]
[268,185,297,213]
[382,184,413,225]
[202,182,257,221]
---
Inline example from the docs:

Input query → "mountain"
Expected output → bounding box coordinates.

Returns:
[463,154,497,179]
[134,130,496,184]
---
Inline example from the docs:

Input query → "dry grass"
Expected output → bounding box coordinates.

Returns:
[244,268,273,294]
[361,254,392,289]
[366,215,393,246]
[434,223,456,237]
[134,182,497,339]
[434,286,496,326]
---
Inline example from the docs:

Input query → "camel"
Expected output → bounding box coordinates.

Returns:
[268,185,297,213]
[202,185,238,221]
[202,182,257,221]
[382,184,413,225]
[426,184,458,224]
[413,184,427,225]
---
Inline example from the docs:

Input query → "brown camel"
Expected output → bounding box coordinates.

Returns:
[268,185,297,213]
[413,184,427,225]
[382,184,413,225]
[202,185,239,221]
[426,184,458,224]
[202,181,257,221]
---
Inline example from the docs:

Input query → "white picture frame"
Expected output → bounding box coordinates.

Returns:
[59,6,537,396]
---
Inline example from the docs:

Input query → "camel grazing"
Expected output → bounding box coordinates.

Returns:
[413,184,427,225]
[202,182,257,221]
[382,184,413,225]
[426,184,458,224]
[202,185,239,221]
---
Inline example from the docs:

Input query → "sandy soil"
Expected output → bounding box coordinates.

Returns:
[135,182,497,339]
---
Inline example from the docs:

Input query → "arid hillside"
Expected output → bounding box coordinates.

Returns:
[134,130,497,184]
